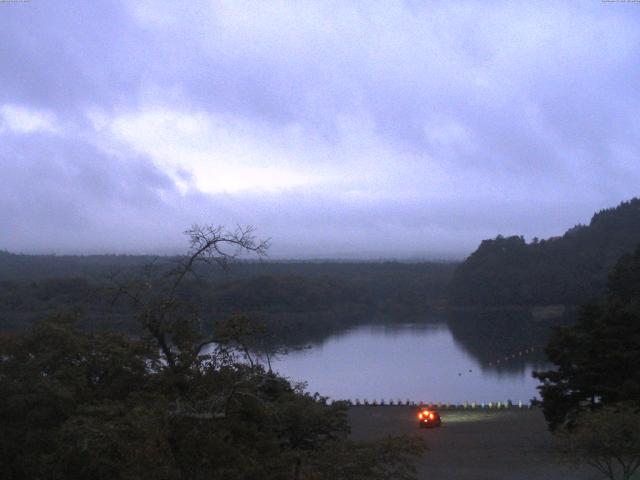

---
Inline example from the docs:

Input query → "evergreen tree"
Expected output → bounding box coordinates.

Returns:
[450,198,640,306]
[534,246,640,430]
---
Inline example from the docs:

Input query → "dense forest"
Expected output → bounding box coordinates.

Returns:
[0,254,455,339]
[534,244,640,431]
[0,228,427,479]
[2,198,640,335]
[449,198,640,306]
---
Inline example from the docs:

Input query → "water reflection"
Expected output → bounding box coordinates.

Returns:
[269,318,554,404]
[446,309,558,375]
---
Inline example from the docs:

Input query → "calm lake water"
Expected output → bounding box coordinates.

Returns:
[268,322,550,404]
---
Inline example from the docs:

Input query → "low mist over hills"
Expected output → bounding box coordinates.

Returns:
[449,198,640,307]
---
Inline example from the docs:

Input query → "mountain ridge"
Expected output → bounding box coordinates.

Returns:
[449,198,640,306]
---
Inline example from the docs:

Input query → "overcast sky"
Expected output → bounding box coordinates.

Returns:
[1,1,639,259]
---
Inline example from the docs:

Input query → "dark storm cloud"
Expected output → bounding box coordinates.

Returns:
[1,1,639,257]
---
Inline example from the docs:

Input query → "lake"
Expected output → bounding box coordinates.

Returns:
[268,321,551,404]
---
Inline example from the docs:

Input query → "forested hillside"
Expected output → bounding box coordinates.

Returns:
[0,255,455,335]
[449,198,640,306]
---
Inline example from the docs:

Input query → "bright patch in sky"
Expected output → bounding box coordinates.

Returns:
[0,105,58,135]
[102,107,316,193]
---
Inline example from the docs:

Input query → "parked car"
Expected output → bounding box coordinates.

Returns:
[417,408,442,428]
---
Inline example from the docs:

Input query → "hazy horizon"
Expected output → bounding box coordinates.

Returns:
[0,195,618,261]
[2,2,639,258]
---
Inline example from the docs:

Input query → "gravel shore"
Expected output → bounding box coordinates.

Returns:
[348,406,600,480]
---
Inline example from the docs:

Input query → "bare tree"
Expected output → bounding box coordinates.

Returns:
[113,224,269,368]
[110,224,273,421]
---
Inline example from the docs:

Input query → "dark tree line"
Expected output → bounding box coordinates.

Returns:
[533,245,640,480]
[450,198,640,306]
[0,255,455,335]
[534,245,640,430]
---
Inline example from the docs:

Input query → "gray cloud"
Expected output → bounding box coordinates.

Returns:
[1,1,639,258]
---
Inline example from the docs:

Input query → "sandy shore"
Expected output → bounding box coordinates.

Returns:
[348,406,600,480]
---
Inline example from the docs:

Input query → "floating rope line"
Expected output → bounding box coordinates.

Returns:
[451,344,545,377]
[487,344,544,367]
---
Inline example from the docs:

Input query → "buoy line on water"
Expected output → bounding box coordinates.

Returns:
[452,344,545,378]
